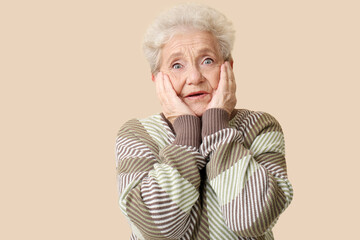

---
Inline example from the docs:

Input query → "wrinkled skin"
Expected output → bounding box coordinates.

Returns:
[153,30,237,123]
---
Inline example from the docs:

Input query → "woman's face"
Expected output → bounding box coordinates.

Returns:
[159,30,224,116]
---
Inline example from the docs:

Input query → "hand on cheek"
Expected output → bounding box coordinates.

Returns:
[207,61,237,115]
[155,72,195,124]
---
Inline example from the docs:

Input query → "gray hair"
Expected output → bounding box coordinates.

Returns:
[143,3,235,74]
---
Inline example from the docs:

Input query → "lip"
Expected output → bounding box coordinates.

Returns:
[184,91,210,100]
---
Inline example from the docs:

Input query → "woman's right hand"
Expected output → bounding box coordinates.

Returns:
[155,72,195,124]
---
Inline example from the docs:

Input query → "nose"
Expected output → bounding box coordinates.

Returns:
[186,66,203,85]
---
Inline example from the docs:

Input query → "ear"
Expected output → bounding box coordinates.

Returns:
[230,60,234,69]
[151,74,155,82]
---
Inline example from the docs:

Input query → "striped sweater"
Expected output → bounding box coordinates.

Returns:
[115,108,293,240]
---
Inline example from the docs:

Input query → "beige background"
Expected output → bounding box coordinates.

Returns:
[1,0,359,239]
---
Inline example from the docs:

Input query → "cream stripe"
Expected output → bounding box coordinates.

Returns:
[149,163,199,212]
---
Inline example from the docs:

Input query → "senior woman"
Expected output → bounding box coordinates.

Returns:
[116,4,293,240]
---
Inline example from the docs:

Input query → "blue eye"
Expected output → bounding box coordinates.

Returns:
[172,63,182,69]
[203,58,213,64]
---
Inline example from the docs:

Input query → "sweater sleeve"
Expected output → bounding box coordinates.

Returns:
[115,116,204,239]
[200,108,293,237]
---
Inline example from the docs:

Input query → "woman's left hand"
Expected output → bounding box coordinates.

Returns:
[207,61,237,115]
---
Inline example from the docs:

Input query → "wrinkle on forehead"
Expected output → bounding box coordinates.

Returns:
[160,30,221,65]
[167,47,219,62]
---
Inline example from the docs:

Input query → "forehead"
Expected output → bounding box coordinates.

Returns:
[161,30,221,61]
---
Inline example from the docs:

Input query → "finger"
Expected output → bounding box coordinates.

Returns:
[155,72,166,101]
[226,62,236,91]
[164,74,179,96]
[163,74,177,97]
[226,62,235,82]
[222,62,233,91]
[162,74,183,108]
[154,72,161,95]
[218,62,227,90]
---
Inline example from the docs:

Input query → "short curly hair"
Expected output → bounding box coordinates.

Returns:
[143,3,235,74]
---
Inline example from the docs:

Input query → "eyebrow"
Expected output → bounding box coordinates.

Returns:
[166,47,218,62]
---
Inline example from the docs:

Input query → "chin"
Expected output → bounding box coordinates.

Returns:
[191,106,207,117]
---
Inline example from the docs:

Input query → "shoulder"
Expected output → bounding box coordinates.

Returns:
[117,113,163,136]
[115,116,162,162]
[232,108,281,126]
[116,113,174,150]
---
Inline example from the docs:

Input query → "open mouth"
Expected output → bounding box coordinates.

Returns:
[188,93,204,97]
[185,91,209,99]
